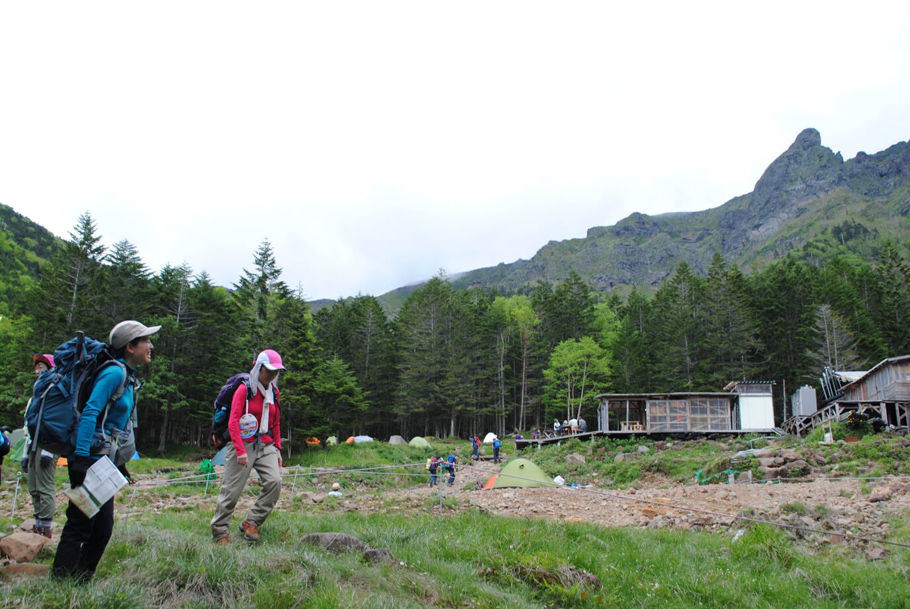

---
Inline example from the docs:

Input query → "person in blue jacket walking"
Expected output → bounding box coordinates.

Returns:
[52,320,159,582]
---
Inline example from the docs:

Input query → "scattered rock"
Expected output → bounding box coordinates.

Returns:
[301,532,369,553]
[566,453,586,465]
[636,445,650,454]
[0,563,50,579]
[865,547,888,561]
[363,548,396,564]
[614,453,629,462]
[868,486,894,503]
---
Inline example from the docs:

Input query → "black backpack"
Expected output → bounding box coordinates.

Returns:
[210,373,252,448]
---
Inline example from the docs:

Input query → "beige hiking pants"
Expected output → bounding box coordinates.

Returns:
[210,441,282,540]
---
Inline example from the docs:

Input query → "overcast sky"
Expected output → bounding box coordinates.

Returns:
[2,2,909,301]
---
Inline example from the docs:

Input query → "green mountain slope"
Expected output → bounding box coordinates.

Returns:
[0,202,60,313]
[445,128,910,296]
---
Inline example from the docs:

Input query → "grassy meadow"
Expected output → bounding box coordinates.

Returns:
[0,435,907,608]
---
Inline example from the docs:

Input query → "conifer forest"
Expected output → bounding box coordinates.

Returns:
[1,212,908,453]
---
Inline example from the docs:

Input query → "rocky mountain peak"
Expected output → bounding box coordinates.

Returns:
[787,127,822,152]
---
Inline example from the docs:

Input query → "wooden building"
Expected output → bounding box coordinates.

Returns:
[595,383,776,435]
[781,355,910,436]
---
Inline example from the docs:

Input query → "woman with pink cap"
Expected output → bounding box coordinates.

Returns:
[210,349,285,544]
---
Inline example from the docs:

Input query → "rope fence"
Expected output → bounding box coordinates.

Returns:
[3,459,908,550]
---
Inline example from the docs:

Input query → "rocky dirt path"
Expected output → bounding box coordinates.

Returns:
[318,459,910,556]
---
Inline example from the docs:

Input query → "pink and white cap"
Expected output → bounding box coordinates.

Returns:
[256,349,286,371]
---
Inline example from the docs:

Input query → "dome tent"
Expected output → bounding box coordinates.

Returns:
[482,432,497,444]
[408,436,430,448]
[388,435,407,445]
[483,458,554,489]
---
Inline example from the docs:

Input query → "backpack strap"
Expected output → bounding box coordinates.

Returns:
[97,360,136,437]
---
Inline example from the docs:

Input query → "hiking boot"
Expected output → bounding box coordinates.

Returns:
[214,534,231,545]
[239,520,260,542]
[31,525,52,539]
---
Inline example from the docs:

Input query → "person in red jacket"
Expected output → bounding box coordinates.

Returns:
[210,349,285,544]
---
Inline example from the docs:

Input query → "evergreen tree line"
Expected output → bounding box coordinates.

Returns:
[1,213,908,452]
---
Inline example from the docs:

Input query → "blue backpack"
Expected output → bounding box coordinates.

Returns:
[25,332,130,456]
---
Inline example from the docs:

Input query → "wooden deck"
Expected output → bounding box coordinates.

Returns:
[780,400,910,437]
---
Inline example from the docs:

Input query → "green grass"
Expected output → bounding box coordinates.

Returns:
[3,508,907,609]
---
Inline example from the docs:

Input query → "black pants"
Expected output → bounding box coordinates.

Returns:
[52,463,115,582]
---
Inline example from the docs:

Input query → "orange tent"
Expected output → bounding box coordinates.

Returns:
[305,437,321,446]
[345,436,355,444]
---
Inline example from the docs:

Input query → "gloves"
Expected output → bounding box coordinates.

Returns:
[40,455,54,468]
[20,457,28,473]
[68,455,95,487]
[118,464,133,484]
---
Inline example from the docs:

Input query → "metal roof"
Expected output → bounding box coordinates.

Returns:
[838,355,910,391]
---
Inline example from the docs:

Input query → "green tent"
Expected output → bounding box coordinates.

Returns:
[9,428,26,462]
[408,436,430,448]
[485,458,554,489]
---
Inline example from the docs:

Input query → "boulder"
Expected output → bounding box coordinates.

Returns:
[614,453,630,463]
[566,453,586,465]
[301,532,369,553]
[636,445,650,454]
[363,548,396,564]
[868,486,894,503]
[0,532,48,563]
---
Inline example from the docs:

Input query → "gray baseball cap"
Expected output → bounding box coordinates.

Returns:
[109,320,161,349]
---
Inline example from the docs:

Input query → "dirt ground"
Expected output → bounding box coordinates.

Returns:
[312,458,910,555]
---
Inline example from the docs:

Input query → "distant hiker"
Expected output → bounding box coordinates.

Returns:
[445,454,457,485]
[553,419,561,435]
[578,417,587,433]
[562,420,569,435]
[531,429,540,440]
[23,353,58,537]
[492,436,502,464]
[328,482,343,497]
[211,349,285,545]
[470,435,480,460]
[569,417,578,433]
[0,426,10,482]
[428,455,440,487]
[53,320,160,582]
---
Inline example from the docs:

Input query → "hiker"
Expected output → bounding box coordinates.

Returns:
[445,454,457,485]
[328,482,343,497]
[562,420,569,435]
[53,320,160,582]
[210,349,285,544]
[492,435,502,464]
[0,426,10,482]
[569,417,578,433]
[470,435,480,460]
[22,354,58,537]
[578,417,587,433]
[428,456,440,487]
[553,419,561,435]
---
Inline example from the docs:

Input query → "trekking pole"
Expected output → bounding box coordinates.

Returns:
[124,484,139,523]
[11,472,22,524]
